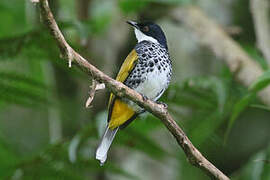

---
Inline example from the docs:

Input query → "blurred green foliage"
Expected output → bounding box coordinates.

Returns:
[226,70,270,143]
[0,0,270,180]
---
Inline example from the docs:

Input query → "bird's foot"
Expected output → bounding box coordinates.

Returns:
[156,101,168,109]
[140,93,148,101]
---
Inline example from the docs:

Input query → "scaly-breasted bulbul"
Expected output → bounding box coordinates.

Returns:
[96,21,172,165]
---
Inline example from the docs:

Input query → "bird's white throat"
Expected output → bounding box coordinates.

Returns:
[134,28,158,44]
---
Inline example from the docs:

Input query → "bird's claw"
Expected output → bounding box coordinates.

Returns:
[156,101,168,109]
[140,93,148,101]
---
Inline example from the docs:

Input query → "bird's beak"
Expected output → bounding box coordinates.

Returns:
[126,20,139,29]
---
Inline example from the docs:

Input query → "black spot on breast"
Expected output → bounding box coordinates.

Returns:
[142,54,146,58]
[150,68,154,72]
[136,79,141,84]
[149,61,154,67]
[149,47,153,51]
[158,66,161,70]
[154,59,158,63]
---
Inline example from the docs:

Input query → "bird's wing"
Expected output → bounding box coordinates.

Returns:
[108,49,139,129]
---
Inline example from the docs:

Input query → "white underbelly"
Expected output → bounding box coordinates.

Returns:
[134,68,169,100]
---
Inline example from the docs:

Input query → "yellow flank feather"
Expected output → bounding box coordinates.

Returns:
[108,49,138,129]
[116,49,138,82]
[108,49,138,106]
[108,99,135,129]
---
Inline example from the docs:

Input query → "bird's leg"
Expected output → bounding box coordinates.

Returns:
[156,101,168,109]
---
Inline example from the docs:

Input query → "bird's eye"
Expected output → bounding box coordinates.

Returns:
[143,26,149,32]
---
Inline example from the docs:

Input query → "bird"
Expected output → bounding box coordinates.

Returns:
[96,20,172,165]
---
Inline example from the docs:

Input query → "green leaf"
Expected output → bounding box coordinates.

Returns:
[234,145,270,180]
[249,104,270,112]
[225,93,255,143]
[129,114,162,135]
[117,127,169,160]
[182,76,227,112]
[0,71,47,90]
[164,83,216,110]
[249,70,270,93]
[11,141,138,180]
[261,146,270,180]
[0,71,52,107]
[242,44,268,70]
[190,111,224,145]
[225,70,270,143]
[0,81,50,106]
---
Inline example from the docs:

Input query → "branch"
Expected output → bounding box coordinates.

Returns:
[38,0,229,179]
[85,80,105,108]
[171,6,270,107]
[250,0,270,65]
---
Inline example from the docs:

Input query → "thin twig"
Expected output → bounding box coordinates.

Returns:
[38,1,229,179]
[250,0,270,65]
[85,79,97,108]
[85,80,105,108]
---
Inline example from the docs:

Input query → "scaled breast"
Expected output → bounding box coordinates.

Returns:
[125,41,172,100]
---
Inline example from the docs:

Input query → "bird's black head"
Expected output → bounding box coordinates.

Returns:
[127,21,168,49]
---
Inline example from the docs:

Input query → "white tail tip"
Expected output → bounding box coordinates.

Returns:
[96,126,118,165]
[96,152,107,166]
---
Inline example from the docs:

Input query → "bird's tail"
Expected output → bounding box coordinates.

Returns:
[96,126,119,165]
